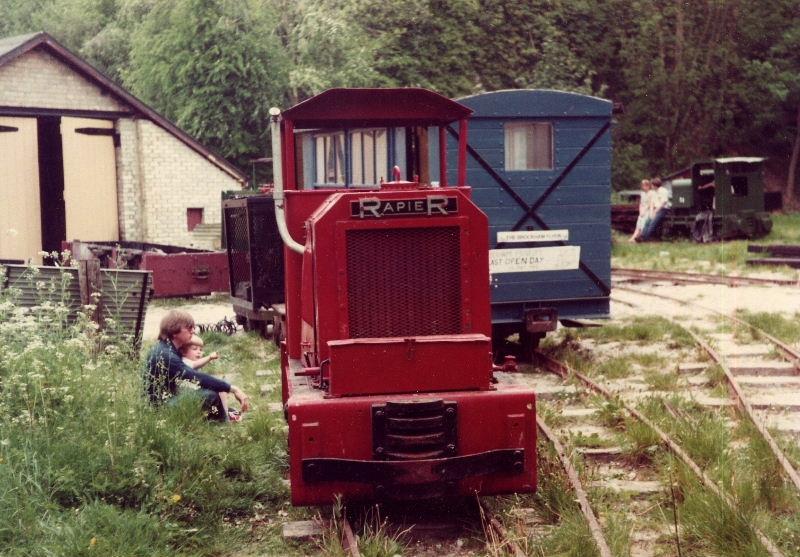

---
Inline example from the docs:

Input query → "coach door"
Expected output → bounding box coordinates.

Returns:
[0,116,42,262]
[61,117,119,242]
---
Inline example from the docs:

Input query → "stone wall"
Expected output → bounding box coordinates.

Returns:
[136,121,239,248]
[0,50,125,111]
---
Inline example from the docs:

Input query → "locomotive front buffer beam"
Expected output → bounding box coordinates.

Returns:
[286,379,537,505]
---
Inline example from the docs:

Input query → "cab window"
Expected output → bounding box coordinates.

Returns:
[315,132,345,186]
[350,129,387,186]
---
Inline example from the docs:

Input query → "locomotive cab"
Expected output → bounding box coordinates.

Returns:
[271,89,537,505]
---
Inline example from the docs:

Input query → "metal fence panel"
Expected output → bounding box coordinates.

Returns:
[1,264,152,346]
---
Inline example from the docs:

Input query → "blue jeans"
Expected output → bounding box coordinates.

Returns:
[641,208,669,240]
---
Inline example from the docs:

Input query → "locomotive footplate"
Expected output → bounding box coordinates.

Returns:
[302,448,525,485]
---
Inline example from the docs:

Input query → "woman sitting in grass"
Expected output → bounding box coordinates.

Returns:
[144,309,250,421]
[629,178,653,242]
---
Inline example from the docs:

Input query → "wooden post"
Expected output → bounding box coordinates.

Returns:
[78,259,103,324]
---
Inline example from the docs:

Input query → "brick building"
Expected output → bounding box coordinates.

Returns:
[0,32,245,262]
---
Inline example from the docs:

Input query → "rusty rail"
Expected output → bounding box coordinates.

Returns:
[534,350,786,557]
[613,267,798,288]
[614,285,800,493]
[534,416,613,557]
[614,283,800,367]
[478,498,527,557]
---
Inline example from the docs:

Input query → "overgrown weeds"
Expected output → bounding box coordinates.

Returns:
[735,310,800,344]
[579,316,694,348]
[528,442,600,556]
[0,267,297,556]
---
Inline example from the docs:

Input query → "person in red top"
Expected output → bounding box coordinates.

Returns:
[144,309,249,421]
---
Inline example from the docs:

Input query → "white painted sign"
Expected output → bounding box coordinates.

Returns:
[489,246,581,274]
[497,229,569,243]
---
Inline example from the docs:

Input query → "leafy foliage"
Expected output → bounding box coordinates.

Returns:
[126,0,288,166]
[0,268,296,556]
[2,0,799,192]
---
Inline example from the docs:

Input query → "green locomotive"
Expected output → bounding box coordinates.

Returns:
[664,157,772,240]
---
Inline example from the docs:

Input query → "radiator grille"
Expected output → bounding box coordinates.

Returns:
[224,206,251,300]
[346,226,461,338]
[223,198,285,306]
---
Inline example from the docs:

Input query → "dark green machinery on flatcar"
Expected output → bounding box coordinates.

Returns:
[664,157,772,240]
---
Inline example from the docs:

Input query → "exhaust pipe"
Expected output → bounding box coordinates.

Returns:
[269,107,304,254]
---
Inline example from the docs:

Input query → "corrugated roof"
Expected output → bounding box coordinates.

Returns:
[0,31,245,183]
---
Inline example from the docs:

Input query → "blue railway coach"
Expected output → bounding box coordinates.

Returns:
[439,90,612,354]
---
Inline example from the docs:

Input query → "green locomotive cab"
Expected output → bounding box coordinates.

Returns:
[665,157,772,241]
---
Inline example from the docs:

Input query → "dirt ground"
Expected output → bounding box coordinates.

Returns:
[142,299,237,341]
[612,280,800,320]
[140,280,800,342]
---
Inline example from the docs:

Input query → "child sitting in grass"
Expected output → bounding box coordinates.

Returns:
[180,334,219,370]
[144,310,250,422]
[179,334,242,422]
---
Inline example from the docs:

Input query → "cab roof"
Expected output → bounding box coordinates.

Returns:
[282,88,472,129]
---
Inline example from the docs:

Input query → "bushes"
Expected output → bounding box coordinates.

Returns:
[0,268,288,555]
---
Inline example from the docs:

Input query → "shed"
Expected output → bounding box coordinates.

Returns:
[447,89,612,323]
[0,32,245,263]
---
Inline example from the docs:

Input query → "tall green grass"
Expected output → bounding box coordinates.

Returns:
[0,268,296,556]
[579,316,694,347]
[612,213,800,273]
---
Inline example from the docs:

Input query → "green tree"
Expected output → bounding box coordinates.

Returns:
[352,0,482,97]
[79,0,154,83]
[473,0,595,94]
[271,0,384,105]
[125,0,289,167]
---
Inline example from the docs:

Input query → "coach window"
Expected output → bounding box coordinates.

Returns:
[350,128,387,186]
[504,122,553,171]
[315,132,346,186]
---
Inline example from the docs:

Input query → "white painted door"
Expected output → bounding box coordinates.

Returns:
[0,116,42,262]
[61,117,119,241]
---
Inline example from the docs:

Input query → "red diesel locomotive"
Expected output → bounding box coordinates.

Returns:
[270,88,537,505]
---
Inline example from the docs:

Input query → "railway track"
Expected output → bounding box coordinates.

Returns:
[497,280,800,555]
[499,362,692,557]
[613,267,799,288]
[332,498,526,557]
[614,286,800,487]
[530,350,787,557]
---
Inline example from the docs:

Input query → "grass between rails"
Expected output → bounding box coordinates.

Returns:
[733,310,800,344]
[612,212,800,274]
[540,314,800,556]
[0,269,315,556]
[638,397,800,556]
